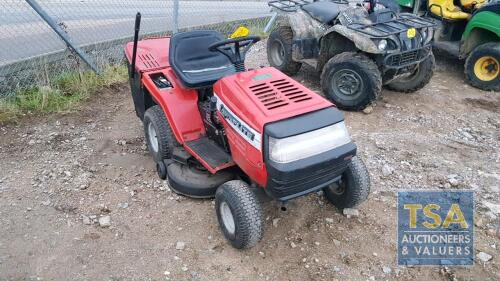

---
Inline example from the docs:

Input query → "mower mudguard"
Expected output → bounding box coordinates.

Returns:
[141,68,206,143]
[125,37,206,143]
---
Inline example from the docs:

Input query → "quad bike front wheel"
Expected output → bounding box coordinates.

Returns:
[323,156,370,209]
[385,52,435,93]
[267,26,302,76]
[465,43,500,92]
[143,105,178,162]
[321,52,382,111]
[215,180,263,249]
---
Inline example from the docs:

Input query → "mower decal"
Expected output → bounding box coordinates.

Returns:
[214,94,262,151]
[252,73,273,81]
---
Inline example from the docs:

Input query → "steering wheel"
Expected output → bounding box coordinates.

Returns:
[208,36,261,72]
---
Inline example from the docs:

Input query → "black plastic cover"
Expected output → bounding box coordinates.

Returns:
[263,107,356,201]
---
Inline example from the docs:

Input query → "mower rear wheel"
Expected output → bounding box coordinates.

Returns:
[143,105,178,162]
[215,180,263,249]
[267,25,302,76]
[385,52,435,93]
[465,43,500,91]
[321,52,382,111]
[323,156,370,209]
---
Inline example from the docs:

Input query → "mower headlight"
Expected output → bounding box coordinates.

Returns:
[378,39,388,51]
[268,121,351,164]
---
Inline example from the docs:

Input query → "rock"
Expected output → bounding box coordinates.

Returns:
[448,178,460,187]
[118,202,129,209]
[28,140,36,146]
[181,265,188,272]
[98,215,111,227]
[176,241,186,250]
[446,174,461,187]
[272,218,281,228]
[82,215,91,225]
[474,217,485,228]
[41,200,51,206]
[363,106,373,114]
[382,266,392,274]
[290,242,297,248]
[483,201,500,216]
[325,218,334,223]
[477,251,492,262]
[382,164,394,177]
[332,239,341,246]
[343,208,359,218]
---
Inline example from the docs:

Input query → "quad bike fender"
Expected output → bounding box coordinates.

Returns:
[322,25,382,54]
[322,24,382,54]
[278,11,325,61]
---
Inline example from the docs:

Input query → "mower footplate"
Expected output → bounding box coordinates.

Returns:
[185,137,234,172]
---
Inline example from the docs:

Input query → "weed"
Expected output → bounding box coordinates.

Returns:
[0,65,128,124]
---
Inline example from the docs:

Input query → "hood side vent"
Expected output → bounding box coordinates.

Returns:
[139,52,160,69]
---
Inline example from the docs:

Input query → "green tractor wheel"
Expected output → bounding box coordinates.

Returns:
[464,43,500,91]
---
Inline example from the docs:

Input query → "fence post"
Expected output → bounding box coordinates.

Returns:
[173,0,179,33]
[24,0,100,73]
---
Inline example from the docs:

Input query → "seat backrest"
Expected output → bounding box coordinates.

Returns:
[169,30,235,88]
[428,0,470,20]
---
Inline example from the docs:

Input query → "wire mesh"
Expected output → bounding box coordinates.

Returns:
[0,0,271,96]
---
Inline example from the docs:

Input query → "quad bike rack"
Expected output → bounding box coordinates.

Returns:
[344,12,436,38]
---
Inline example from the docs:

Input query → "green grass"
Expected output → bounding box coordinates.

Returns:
[0,65,127,124]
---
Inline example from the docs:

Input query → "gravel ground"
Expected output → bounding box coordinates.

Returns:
[0,41,499,281]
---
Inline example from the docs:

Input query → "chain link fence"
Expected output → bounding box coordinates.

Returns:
[0,0,271,96]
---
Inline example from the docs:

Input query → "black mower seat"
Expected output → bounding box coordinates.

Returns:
[169,30,235,88]
[302,1,344,24]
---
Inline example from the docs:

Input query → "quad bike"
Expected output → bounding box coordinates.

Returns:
[266,0,437,110]
[397,0,500,91]
[124,14,370,249]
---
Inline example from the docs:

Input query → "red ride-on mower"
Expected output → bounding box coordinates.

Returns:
[125,14,370,249]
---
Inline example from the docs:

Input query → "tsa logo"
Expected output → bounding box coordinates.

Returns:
[398,191,474,266]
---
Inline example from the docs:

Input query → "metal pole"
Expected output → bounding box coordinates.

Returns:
[173,0,179,33]
[131,13,141,79]
[24,0,100,73]
[263,12,278,34]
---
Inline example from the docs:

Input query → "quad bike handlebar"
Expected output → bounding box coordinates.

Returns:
[209,36,261,72]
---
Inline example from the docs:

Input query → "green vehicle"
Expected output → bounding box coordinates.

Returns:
[397,0,500,91]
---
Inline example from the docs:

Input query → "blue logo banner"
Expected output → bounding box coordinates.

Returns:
[398,191,474,266]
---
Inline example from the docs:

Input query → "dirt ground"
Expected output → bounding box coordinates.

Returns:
[0,41,499,281]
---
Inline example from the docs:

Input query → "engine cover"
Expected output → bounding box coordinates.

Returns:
[213,67,333,186]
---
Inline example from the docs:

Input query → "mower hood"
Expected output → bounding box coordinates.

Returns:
[213,67,333,134]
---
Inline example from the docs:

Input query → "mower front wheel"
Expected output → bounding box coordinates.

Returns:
[143,105,178,162]
[323,156,370,209]
[385,52,435,93]
[215,180,263,249]
[321,52,382,111]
